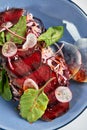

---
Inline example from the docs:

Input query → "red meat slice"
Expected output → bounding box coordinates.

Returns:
[44,71,58,94]
[8,58,31,77]
[0,8,24,26]
[7,50,41,77]
[23,50,41,71]
[12,64,52,88]
[28,64,51,87]
[47,90,58,105]
[17,48,34,58]
[42,101,69,121]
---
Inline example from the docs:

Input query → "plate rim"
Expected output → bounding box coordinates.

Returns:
[53,106,87,130]
[0,0,87,130]
[68,0,87,17]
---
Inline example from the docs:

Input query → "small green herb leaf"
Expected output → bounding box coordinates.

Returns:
[0,69,6,93]
[0,32,5,46]
[1,75,12,101]
[0,69,12,101]
[6,16,26,44]
[0,80,2,94]
[20,89,49,123]
[38,26,64,46]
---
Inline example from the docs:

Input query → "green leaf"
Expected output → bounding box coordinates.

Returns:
[0,32,5,46]
[0,69,12,101]
[0,70,6,95]
[0,80,2,94]
[0,69,6,94]
[38,26,64,46]
[6,16,26,44]
[1,75,12,101]
[20,89,49,123]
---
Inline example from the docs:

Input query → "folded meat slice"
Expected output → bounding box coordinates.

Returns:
[42,101,69,121]
[17,48,34,58]
[23,50,41,71]
[0,8,24,26]
[12,63,51,88]
[6,50,41,77]
[44,71,58,94]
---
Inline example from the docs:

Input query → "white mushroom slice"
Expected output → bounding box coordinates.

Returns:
[55,86,72,103]
[2,42,17,57]
[0,22,13,32]
[23,78,39,90]
[22,33,37,49]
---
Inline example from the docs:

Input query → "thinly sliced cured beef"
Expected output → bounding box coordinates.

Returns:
[8,58,31,77]
[23,50,41,71]
[28,65,51,87]
[42,101,69,121]
[17,48,34,58]
[0,8,24,26]
[6,50,41,77]
[44,71,58,94]
[12,64,52,88]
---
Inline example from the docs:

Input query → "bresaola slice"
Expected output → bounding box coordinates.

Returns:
[44,71,58,94]
[12,64,51,88]
[0,8,24,26]
[6,50,41,77]
[17,48,34,58]
[7,57,31,77]
[42,102,69,121]
[23,50,41,71]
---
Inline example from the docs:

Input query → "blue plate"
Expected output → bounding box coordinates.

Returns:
[0,0,87,130]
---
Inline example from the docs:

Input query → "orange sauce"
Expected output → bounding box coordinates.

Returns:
[74,69,86,82]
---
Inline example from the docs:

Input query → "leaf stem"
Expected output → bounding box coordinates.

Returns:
[3,25,26,40]
[39,77,56,92]
[29,78,55,113]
